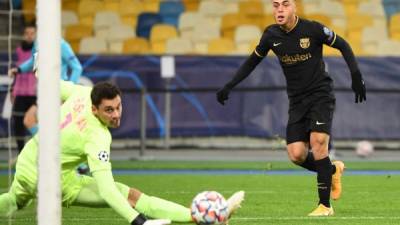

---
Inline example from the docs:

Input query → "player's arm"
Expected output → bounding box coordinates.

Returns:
[15,42,37,74]
[216,31,270,105]
[314,22,366,103]
[60,80,88,101]
[330,35,366,102]
[86,136,170,225]
[61,40,82,84]
[8,55,33,77]
[92,171,170,225]
[92,170,143,223]
[13,56,34,75]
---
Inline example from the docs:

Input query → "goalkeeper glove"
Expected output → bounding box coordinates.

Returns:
[131,214,171,225]
[143,219,171,225]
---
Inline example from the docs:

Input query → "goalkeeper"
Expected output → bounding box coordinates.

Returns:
[0,80,244,225]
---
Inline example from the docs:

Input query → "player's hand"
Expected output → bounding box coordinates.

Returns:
[8,67,19,77]
[143,219,171,225]
[351,70,366,103]
[217,86,231,105]
[131,215,170,225]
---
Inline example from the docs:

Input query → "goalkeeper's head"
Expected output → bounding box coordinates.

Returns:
[91,82,122,128]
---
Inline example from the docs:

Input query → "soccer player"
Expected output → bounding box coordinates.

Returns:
[10,23,37,153]
[217,0,366,216]
[8,37,83,135]
[8,37,89,174]
[0,80,245,225]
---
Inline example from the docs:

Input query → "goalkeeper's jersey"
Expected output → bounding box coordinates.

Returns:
[16,81,112,187]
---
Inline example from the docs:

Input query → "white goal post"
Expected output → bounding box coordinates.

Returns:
[37,0,61,225]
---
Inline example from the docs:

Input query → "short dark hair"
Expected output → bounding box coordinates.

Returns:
[25,21,36,29]
[91,82,121,107]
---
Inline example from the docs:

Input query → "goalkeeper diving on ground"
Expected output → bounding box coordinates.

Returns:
[0,79,244,224]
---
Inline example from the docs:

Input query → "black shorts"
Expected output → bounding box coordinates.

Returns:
[12,96,37,116]
[286,97,335,144]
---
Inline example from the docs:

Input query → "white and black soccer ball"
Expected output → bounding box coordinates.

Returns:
[97,151,109,162]
[191,191,229,225]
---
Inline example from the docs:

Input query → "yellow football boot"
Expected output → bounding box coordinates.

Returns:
[331,161,345,200]
[308,204,334,216]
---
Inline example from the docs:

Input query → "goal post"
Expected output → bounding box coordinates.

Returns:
[37,0,61,225]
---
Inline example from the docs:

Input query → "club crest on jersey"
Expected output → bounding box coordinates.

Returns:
[300,38,310,49]
[98,151,109,162]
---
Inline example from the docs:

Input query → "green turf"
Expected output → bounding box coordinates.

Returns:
[107,160,400,171]
[3,160,399,171]
[1,161,400,225]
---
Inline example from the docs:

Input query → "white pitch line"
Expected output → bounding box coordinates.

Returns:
[232,216,400,220]
[164,190,277,194]
[8,216,400,222]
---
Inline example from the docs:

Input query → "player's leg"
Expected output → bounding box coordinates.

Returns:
[12,96,37,154]
[286,119,315,170]
[287,141,309,166]
[288,133,342,201]
[0,174,34,217]
[70,176,243,222]
[0,192,18,217]
[70,176,192,222]
[23,105,38,135]
[310,132,331,201]
[331,160,345,200]
[127,188,192,222]
[226,190,245,217]
[69,175,125,207]
[308,99,337,216]
[12,96,26,153]
[286,105,339,173]
[131,188,244,222]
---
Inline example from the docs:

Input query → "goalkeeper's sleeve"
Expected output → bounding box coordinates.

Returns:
[92,170,140,223]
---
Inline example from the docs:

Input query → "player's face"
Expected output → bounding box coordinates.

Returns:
[272,0,296,26]
[92,96,122,128]
[24,27,36,43]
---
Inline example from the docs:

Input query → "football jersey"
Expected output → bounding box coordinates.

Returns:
[16,81,112,186]
[255,17,337,104]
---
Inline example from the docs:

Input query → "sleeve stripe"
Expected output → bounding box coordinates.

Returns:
[329,33,337,46]
[254,49,265,58]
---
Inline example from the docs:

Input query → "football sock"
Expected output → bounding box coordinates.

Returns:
[315,156,332,208]
[300,151,336,174]
[135,193,192,222]
[299,151,317,172]
[0,192,18,217]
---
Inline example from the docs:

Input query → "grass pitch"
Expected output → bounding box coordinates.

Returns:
[1,161,400,225]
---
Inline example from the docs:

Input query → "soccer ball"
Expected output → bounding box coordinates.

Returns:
[190,191,229,225]
[355,140,374,158]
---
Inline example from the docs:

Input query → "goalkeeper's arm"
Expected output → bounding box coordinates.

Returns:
[92,170,171,225]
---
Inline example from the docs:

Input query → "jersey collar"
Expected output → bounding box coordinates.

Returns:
[280,16,299,33]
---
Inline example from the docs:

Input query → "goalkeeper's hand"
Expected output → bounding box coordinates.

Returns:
[216,86,231,105]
